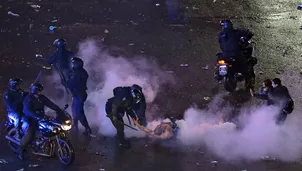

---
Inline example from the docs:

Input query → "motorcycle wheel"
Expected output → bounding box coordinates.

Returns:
[223,76,237,92]
[56,139,75,165]
[7,128,20,153]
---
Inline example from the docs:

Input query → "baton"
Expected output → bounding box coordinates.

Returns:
[34,70,43,84]
[107,115,138,131]
[120,121,138,131]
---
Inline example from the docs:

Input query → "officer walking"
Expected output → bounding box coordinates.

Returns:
[66,57,92,135]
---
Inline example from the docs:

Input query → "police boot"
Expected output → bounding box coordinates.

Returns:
[71,124,79,133]
[119,139,131,149]
[83,128,92,136]
[118,133,130,148]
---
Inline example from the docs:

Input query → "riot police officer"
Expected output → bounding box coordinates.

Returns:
[48,38,75,88]
[215,20,256,89]
[20,83,64,160]
[66,57,92,135]
[105,85,143,148]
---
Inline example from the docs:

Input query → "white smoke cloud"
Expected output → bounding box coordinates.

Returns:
[175,98,302,162]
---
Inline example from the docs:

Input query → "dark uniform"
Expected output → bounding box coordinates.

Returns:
[48,38,75,85]
[254,78,294,125]
[66,57,92,135]
[20,83,64,160]
[105,86,143,148]
[3,78,28,134]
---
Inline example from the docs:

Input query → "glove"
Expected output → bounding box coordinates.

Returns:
[133,118,140,126]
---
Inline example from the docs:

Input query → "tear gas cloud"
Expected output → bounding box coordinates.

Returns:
[176,104,302,162]
[46,38,302,162]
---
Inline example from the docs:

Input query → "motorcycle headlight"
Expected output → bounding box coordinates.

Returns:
[61,124,72,131]
[65,120,71,124]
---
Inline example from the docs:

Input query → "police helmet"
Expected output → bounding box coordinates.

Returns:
[132,84,143,91]
[71,57,84,68]
[130,86,142,104]
[8,78,22,90]
[53,38,66,48]
[220,20,233,30]
[30,83,44,94]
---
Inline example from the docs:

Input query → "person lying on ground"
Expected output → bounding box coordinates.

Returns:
[134,118,179,140]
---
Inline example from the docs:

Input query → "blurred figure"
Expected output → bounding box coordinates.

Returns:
[3,78,28,138]
[166,0,185,24]
[250,78,294,125]
[215,20,257,91]
[271,78,294,125]
[21,83,65,160]
[48,38,75,93]
[66,57,92,135]
[252,78,273,105]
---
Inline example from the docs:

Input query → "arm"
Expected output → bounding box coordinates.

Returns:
[23,96,40,120]
[135,122,153,135]
[47,51,57,65]
[126,108,137,120]
[83,70,89,90]
[254,93,269,100]
[3,93,18,112]
[250,88,269,100]
[137,97,146,118]
[40,95,62,113]
[66,72,77,89]
[67,51,75,62]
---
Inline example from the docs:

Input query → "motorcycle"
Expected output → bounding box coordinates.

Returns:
[5,104,75,165]
[216,33,257,92]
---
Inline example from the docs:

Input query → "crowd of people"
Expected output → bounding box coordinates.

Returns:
[2,19,295,162]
